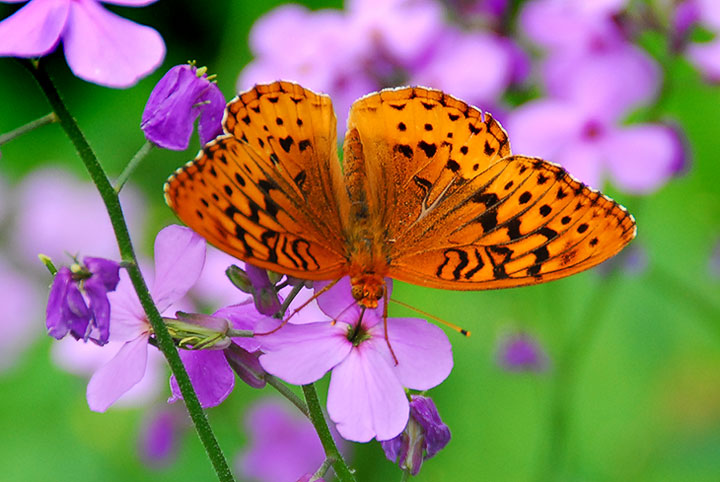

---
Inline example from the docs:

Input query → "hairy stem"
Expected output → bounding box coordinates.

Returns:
[302,383,356,482]
[24,60,235,482]
[265,374,309,417]
[0,111,57,145]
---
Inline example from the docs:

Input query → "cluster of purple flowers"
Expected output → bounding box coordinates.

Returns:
[507,0,686,195]
[239,0,524,131]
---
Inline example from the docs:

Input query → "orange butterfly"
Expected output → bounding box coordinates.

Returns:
[165,81,636,309]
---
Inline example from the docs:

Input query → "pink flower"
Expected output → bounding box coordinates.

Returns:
[0,0,165,88]
[683,0,720,81]
[506,96,685,194]
[11,169,146,269]
[86,225,205,412]
[258,278,453,442]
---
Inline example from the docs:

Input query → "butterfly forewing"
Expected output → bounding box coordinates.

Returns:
[165,82,349,280]
[345,86,510,239]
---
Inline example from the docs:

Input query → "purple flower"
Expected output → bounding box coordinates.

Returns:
[258,278,453,442]
[683,0,720,81]
[238,0,521,132]
[382,395,451,476]
[0,255,41,372]
[46,256,120,346]
[86,224,205,412]
[496,332,548,372]
[0,0,165,88]
[168,302,268,408]
[11,169,146,268]
[141,64,225,150]
[138,407,186,467]
[709,238,720,279]
[506,96,686,194]
[236,399,346,482]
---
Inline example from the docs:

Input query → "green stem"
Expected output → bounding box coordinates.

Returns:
[302,384,356,482]
[114,141,154,193]
[313,456,336,481]
[0,112,57,145]
[537,273,623,482]
[399,469,410,482]
[24,60,235,482]
[266,375,309,417]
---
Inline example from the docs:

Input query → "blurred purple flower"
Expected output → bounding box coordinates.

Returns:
[496,332,548,372]
[11,169,146,269]
[596,242,648,277]
[296,475,324,482]
[168,302,268,408]
[86,225,205,412]
[382,395,450,476]
[506,96,685,194]
[709,238,720,279]
[0,255,41,372]
[258,278,453,442]
[682,0,720,81]
[239,0,522,131]
[46,256,120,345]
[192,247,252,307]
[138,407,186,468]
[141,64,225,150]
[237,399,346,482]
[0,0,165,88]
[521,0,659,118]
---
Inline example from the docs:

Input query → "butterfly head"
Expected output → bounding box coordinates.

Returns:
[350,274,385,309]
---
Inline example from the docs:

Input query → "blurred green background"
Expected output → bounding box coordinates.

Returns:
[1,1,719,481]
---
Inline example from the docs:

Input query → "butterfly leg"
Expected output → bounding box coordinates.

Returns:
[383,283,399,366]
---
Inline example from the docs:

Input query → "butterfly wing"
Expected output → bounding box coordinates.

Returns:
[165,81,349,280]
[346,86,636,290]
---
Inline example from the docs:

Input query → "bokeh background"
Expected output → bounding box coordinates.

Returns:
[1,0,719,481]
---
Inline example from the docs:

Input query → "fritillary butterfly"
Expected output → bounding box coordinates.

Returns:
[164,82,636,309]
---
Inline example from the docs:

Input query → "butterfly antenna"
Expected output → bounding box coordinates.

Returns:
[254,277,342,336]
[390,298,471,337]
[384,284,400,365]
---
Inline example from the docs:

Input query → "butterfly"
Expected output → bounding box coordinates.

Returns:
[165,81,636,309]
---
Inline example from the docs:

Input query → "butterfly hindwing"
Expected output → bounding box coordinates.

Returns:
[165,82,348,280]
[388,155,637,289]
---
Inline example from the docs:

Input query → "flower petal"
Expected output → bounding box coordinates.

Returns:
[83,256,120,291]
[151,225,205,312]
[603,124,684,194]
[259,322,351,385]
[84,275,111,345]
[0,0,69,57]
[46,267,73,339]
[101,0,158,5]
[506,99,584,162]
[327,345,409,442]
[196,79,225,145]
[86,333,149,412]
[168,349,234,408]
[372,317,453,390]
[63,0,164,88]
[107,269,148,342]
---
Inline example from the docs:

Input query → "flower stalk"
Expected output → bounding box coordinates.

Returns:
[23,59,235,482]
[114,141,154,193]
[302,383,356,482]
[0,112,56,145]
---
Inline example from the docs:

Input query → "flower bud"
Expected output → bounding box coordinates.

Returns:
[382,395,450,476]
